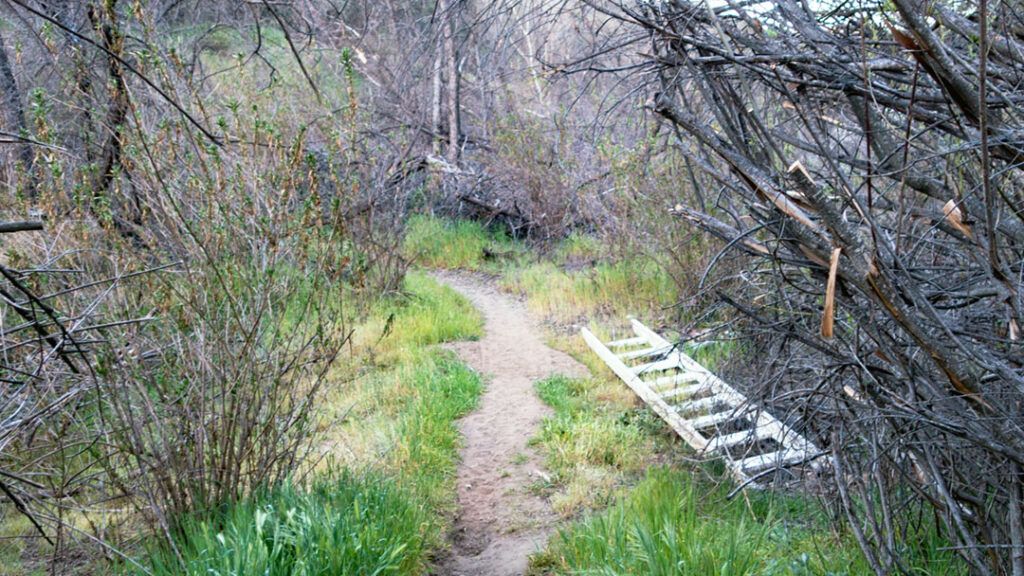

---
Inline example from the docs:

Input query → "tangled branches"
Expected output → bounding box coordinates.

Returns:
[580,0,1024,573]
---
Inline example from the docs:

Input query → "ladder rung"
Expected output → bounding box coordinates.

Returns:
[736,448,809,473]
[686,408,751,430]
[707,426,774,451]
[618,345,672,361]
[676,393,735,415]
[659,383,710,401]
[646,372,703,390]
[633,357,681,374]
[607,335,647,348]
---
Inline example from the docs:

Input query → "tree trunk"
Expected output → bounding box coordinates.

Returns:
[431,23,443,157]
[442,0,462,163]
[87,1,144,241]
[0,30,36,198]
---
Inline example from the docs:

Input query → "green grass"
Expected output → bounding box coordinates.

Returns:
[532,376,665,516]
[403,214,524,271]
[503,260,678,324]
[532,468,964,576]
[325,271,485,526]
[403,214,677,326]
[134,473,429,576]
[374,269,483,351]
[0,514,47,576]
[383,350,483,516]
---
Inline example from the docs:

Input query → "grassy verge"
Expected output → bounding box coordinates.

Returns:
[531,466,963,576]
[403,215,678,326]
[530,376,665,517]
[133,271,484,575]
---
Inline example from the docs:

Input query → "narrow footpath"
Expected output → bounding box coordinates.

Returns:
[433,271,587,576]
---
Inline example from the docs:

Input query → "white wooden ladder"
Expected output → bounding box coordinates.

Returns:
[581,319,824,488]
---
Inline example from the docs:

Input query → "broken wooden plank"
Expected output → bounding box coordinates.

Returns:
[606,335,647,348]
[736,448,810,474]
[687,408,751,430]
[646,372,704,390]
[659,382,711,401]
[632,355,683,374]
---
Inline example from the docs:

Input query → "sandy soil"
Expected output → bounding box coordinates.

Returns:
[432,271,587,576]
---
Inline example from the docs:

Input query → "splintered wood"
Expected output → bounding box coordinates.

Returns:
[582,319,825,488]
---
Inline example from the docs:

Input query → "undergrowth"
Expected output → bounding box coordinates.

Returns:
[134,272,484,575]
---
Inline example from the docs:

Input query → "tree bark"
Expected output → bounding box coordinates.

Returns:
[86,1,144,242]
[442,0,462,162]
[432,22,444,157]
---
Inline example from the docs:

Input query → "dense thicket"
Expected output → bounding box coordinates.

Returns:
[574,1,1024,573]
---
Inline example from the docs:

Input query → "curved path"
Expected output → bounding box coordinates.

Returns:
[433,271,587,576]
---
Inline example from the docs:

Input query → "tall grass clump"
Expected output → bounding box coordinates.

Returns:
[135,473,429,576]
[504,258,678,323]
[541,469,764,576]
[403,214,521,270]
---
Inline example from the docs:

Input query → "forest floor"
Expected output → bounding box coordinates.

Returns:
[433,271,587,576]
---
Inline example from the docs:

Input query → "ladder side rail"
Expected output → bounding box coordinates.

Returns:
[581,327,711,452]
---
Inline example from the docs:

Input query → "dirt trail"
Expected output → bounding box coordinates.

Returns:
[432,271,587,576]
